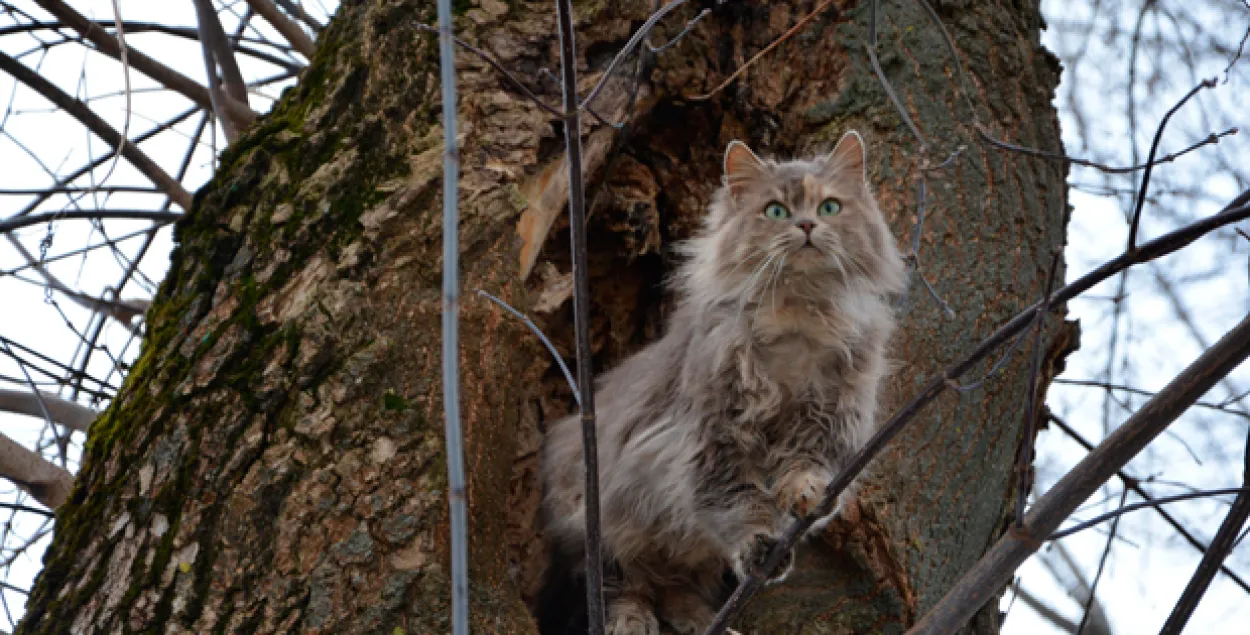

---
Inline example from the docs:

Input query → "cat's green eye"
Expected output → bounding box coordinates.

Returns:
[818,198,842,216]
[763,202,790,220]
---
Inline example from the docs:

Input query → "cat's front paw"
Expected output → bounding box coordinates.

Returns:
[776,467,833,519]
[732,533,795,584]
[607,598,659,635]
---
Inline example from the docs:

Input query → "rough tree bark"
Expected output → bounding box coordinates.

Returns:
[17,0,1067,633]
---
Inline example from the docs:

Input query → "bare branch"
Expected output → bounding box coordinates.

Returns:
[1127,78,1218,251]
[0,52,193,209]
[0,433,73,510]
[1049,487,1250,540]
[1157,428,1250,635]
[243,0,316,57]
[865,0,925,149]
[1076,488,1128,634]
[31,0,232,114]
[1049,412,1250,595]
[412,22,562,118]
[1039,541,1113,635]
[192,0,257,141]
[0,336,118,396]
[1010,582,1082,634]
[0,210,180,234]
[0,503,54,519]
[1055,378,1249,421]
[579,0,690,110]
[0,21,302,68]
[908,311,1250,635]
[0,390,96,433]
[688,0,840,102]
[273,0,323,33]
[474,290,580,406]
[2,233,148,333]
[1015,251,1062,527]
[976,123,1238,175]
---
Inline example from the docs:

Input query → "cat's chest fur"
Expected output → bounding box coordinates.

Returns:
[746,296,868,391]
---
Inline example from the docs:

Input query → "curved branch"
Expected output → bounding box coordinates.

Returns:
[0,390,96,433]
[243,0,316,57]
[32,0,235,114]
[0,433,74,510]
[0,52,192,209]
[0,21,303,71]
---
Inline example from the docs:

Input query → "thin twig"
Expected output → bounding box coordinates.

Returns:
[474,290,580,406]
[688,0,841,102]
[867,0,925,149]
[0,20,304,70]
[579,0,690,109]
[1127,77,1218,252]
[1015,251,1062,527]
[0,336,117,395]
[913,0,978,123]
[951,329,1030,394]
[1075,488,1128,635]
[1157,427,1250,635]
[1010,582,1079,634]
[1050,487,1250,541]
[1055,378,1249,421]
[0,226,153,276]
[0,503,54,519]
[646,8,710,54]
[976,123,1237,175]
[10,106,199,219]
[0,210,181,234]
[413,23,562,118]
[902,178,955,317]
[31,0,227,112]
[95,0,130,190]
[1223,23,1250,82]
[0,51,192,209]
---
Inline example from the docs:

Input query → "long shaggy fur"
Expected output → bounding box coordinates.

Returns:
[539,132,906,635]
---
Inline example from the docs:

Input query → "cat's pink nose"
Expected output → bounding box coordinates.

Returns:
[795,220,816,235]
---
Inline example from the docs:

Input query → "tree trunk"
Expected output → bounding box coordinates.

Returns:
[17,1,1067,633]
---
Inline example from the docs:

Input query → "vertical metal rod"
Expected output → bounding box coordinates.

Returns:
[435,0,469,632]
[553,0,606,632]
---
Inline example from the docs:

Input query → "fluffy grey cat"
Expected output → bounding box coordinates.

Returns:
[540,131,906,635]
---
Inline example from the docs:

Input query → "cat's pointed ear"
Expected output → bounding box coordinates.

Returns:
[826,130,867,183]
[724,140,765,197]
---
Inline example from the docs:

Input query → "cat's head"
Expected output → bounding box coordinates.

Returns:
[679,132,906,306]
